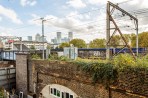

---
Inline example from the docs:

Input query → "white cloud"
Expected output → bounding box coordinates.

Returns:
[88,0,134,5]
[88,0,106,5]
[28,0,148,42]
[21,0,37,6]
[66,0,86,9]
[0,5,22,24]
[28,14,41,25]
[0,17,2,21]
[29,12,97,34]
[129,0,148,8]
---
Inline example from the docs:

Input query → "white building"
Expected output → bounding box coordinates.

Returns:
[35,33,41,42]
[6,41,48,51]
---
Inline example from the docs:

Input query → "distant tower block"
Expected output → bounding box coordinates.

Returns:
[68,32,73,41]
[27,36,32,41]
[35,33,41,42]
[57,32,61,43]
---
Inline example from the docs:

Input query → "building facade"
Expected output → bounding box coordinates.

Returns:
[12,41,48,50]
[27,36,32,41]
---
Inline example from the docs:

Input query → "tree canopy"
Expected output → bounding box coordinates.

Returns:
[69,39,86,48]
[110,35,120,48]
[137,32,148,47]
[89,39,105,48]
[59,42,70,49]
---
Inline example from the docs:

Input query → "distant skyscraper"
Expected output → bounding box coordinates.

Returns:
[51,38,57,44]
[35,33,41,42]
[68,32,73,41]
[61,37,69,43]
[28,36,32,41]
[57,32,61,43]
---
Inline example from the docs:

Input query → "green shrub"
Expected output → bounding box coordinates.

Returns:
[112,54,136,70]
[0,87,4,97]
[59,56,69,61]
[48,54,59,60]
[74,60,116,87]
[136,55,148,68]
[31,54,41,59]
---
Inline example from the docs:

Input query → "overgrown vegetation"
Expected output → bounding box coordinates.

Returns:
[73,54,148,88]
[74,60,116,87]
[31,54,41,59]
[32,53,148,88]
[48,54,70,61]
[0,87,4,97]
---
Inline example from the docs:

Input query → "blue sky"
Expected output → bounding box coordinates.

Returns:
[0,0,148,43]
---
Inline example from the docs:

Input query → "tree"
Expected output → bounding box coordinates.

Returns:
[131,32,148,48]
[109,34,132,48]
[89,39,105,48]
[69,39,86,48]
[59,42,70,49]
[131,33,136,47]
[138,32,148,47]
[110,35,120,48]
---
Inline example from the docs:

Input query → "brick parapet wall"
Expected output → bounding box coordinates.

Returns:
[29,60,109,98]
[29,60,148,98]
[114,68,148,96]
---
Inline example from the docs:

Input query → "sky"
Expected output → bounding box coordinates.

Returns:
[0,0,148,43]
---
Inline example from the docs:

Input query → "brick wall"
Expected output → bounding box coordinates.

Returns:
[29,60,109,98]
[16,53,29,98]
[29,60,148,98]
[15,54,148,98]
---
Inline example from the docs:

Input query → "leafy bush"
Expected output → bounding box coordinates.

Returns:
[48,54,59,60]
[112,54,136,70]
[0,87,4,97]
[31,54,41,59]
[136,55,148,68]
[59,56,69,61]
[74,60,116,87]
[48,54,69,61]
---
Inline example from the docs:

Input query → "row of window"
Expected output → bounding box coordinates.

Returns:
[50,88,73,98]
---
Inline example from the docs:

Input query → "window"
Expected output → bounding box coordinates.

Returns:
[51,88,53,94]
[70,95,73,98]
[66,93,69,98]
[57,90,60,97]
[50,88,60,97]
[50,88,74,98]
[54,88,56,96]
[62,92,64,98]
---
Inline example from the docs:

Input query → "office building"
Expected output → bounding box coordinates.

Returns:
[57,32,61,43]
[35,33,41,42]
[68,32,73,41]
[28,36,32,41]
